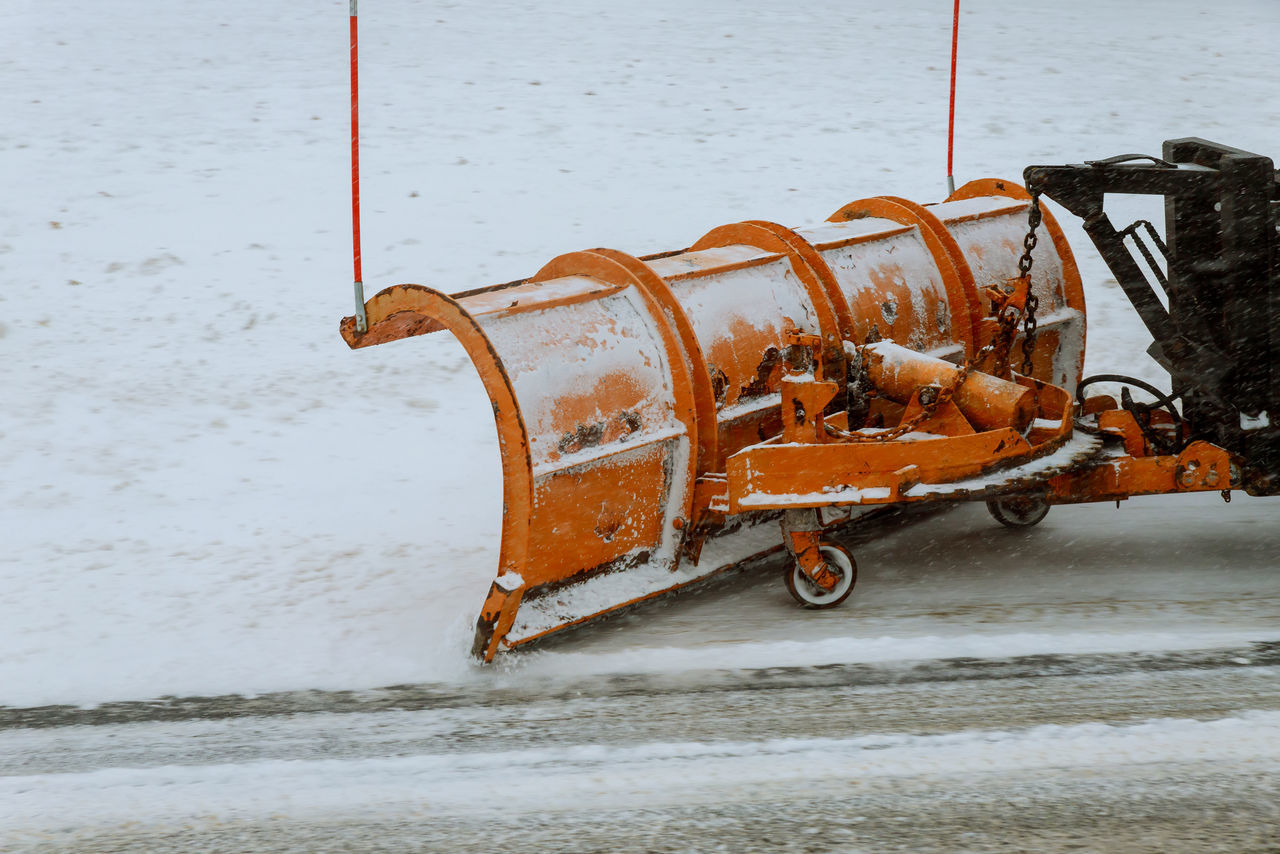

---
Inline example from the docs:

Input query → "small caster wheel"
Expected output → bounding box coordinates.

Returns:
[986,493,1050,528]
[784,542,857,609]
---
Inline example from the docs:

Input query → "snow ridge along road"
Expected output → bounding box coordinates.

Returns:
[2,641,1278,732]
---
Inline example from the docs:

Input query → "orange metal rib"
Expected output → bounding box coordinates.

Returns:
[827,196,982,358]
[578,248,719,483]
[692,220,855,348]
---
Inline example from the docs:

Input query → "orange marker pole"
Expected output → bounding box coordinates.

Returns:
[350,0,368,332]
[946,0,960,196]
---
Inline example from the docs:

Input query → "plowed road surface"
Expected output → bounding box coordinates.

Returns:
[5,494,1280,853]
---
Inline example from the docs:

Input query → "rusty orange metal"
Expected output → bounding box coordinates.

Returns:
[340,180,1093,660]
[826,196,982,357]
[638,237,844,474]
[1047,440,1236,505]
[725,335,1076,514]
[863,341,1034,433]
[786,528,840,592]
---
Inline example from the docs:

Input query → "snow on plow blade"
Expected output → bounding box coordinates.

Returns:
[340,181,1086,661]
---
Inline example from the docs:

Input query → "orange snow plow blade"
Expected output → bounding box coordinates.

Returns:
[340,181,1087,661]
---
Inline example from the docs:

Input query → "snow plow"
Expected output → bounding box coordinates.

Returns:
[340,137,1278,662]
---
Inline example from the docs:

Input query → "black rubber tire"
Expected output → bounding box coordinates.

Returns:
[986,494,1051,528]
[784,542,857,609]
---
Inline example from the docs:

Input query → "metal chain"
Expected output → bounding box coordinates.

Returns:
[990,301,1020,379]
[1017,192,1042,378]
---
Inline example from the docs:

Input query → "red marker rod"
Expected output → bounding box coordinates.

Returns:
[946,0,960,196]
[350,0,367,332]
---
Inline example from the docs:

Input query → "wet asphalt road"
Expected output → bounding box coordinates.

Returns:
[4,646,1279,853]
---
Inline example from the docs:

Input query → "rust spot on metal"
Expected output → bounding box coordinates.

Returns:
[558,422,607,455]
[594,517,623,543]
[619,409,643,436]
[880,299,898,325]
[740,346,783,400]
[708,365,729,408]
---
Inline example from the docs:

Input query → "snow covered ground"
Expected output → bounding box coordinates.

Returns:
[4,0,1280,710]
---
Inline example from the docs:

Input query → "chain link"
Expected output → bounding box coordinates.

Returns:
[1017,191,1042,378]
